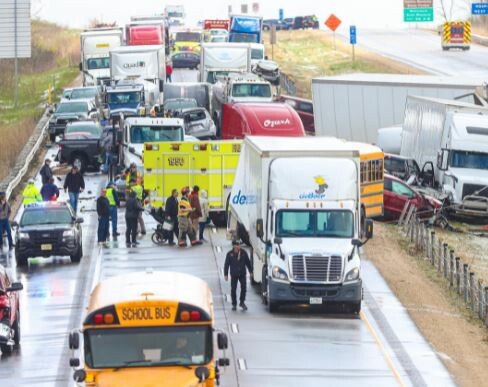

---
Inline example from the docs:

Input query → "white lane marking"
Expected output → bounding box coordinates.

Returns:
[231,323,239,333]
[237,358,247,370]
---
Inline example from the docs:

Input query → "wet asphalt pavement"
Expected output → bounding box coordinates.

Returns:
[0,68,456,386]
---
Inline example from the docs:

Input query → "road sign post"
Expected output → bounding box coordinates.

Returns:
[279,8,284,22]
[349,25,357,63]
[325,14,342,50]
[270,25,277,60]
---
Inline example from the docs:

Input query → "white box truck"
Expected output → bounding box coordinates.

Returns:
[312,74,486,143]
[80,29,123,86]
[227,136,373,313]
[200,43,252,84]
[401,96,488,218]
[110,45,166,92]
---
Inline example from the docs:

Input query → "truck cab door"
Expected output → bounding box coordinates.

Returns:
[421,162,435,188]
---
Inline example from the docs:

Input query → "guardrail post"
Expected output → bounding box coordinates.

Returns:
[478,280,484,319]
[485,287,488,327]
[410,216,416,242]
[430,231,436,266]
[449,250,455,288]
[437,240,442,274]
[470,272,475,310]
[463,264,469,305]
[443,243,448,279]
[456,258,461,294]
[426,227,431,259]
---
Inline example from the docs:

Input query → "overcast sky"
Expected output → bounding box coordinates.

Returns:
[32,0,469,33]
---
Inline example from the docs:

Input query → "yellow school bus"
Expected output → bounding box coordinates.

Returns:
[350,142,384,218]
[144,140,241,226]
[68,271,229,386]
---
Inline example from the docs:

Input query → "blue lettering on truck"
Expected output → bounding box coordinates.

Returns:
[232,190,257,205]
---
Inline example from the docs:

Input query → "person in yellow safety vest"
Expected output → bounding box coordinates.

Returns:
[23,179,42,207]
[129,178,146,235]
[125,163,142,187]
[177,187,202,247]
[106,181,120,241]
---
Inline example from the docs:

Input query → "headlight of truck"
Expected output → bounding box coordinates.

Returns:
[63,230,75,238]
[345,267,360,282]
[271,266,288,281]
[18,232,29,240]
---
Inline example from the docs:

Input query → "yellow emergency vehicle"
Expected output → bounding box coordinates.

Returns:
[68,271,229,386]
[143,140,241,226]
[442,21,471,51]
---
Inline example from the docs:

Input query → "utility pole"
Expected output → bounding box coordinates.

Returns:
[14,0,19,108]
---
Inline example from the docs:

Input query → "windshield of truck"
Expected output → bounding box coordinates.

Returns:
[168,11,184,18]
[175,32,201,42]
[164,99,198,111]
[207,71,229,84]
[251,48,264,60]
[276,210,354,238]
[231,33,258,43]
[108,92,141,105]
[87,57,110,70]
[210,35,227,43]
[450,150,488,170]
[232,84,271,98]
[84,326,212,369]
[21,208,73,226]
[56,102,89,114]
[130,125,183,143]
[66,123,101,136]
[70,88,98,100]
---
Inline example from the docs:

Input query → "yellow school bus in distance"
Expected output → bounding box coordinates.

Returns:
[68,271,229,386]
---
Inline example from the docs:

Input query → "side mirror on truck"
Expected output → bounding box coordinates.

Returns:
[256,219,264,239]
[364,219,374,240]
[437,149,449,171]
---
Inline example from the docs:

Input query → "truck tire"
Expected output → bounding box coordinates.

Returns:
[209,212,226,228]
[237,222,250,246]
[266,279,279,313]
[70,244,83,263]
[15,252,28,267]
[0,342,12,355]
[13,311,20,346]
[72,153,87,173]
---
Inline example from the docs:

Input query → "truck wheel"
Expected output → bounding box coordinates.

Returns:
[237,222,250,246]
[13,311,20,346]
[15,252,28,267]
[72,154,87,173]
[0,342,12,355]
[70,244,83,263]
[209,212,226,228]
[267,280,279,313]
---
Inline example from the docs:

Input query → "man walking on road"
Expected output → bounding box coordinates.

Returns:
[224,240,252,311]
[39,159,53,185]
[189,185,202,237]
[166,62,173,83]
[63,166,84,213]
[106,181,120,240]
[22,179,42,206]
[41,177,59,201]
[96,189,110,246]
[165,189,179,245]
[0,192,13,251]
[125,191,143,248]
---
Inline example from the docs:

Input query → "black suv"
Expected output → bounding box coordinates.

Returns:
[13,202,84,266]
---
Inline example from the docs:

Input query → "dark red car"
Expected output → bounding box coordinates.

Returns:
[0,265,23,354]
[383,174,442,221]
[276,95,315,134]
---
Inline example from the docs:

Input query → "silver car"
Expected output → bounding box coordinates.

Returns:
[180,107,216,139]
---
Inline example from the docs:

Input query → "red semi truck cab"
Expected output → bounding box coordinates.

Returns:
[221,102,306,139]
[127,25,164,46]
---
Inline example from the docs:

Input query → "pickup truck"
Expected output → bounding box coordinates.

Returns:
[57,121,103,172]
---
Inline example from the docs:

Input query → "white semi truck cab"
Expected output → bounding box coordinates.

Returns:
[228,136,373,313]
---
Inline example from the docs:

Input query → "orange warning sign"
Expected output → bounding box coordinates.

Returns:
[325,14,342,32]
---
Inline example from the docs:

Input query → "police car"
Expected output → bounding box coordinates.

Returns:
[12,202,83,266]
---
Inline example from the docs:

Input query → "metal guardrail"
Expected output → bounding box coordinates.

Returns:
[0,108,50,201]
[472,33,488,46]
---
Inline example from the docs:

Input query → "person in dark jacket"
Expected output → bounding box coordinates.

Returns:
[164,188,179,245]
[224,240,252,311]
[96,189,110,245]
[39,159,53,185]
[40,177,60,201]
[125,191,143,247]
[189,186,202,237]
[63,166,85,213]
[0,192,13,250]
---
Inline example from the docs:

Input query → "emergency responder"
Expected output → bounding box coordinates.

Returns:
[0,192,13,251]
[40,177,60,201]
[189,186,202,237]
[106,181,120,241]
[39,158,53,185]
[126,163,141,187]
[129,177,146,235]
[177,187,202,247]
[165,188,179,245]
[224,240,252,311]
[22,179,42,206]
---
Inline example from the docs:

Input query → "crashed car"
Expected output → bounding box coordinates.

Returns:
[252,60,280,86]
[383,174,442,221]
[48,99,99,143]
[0,265,23,354]
[180,107,216,139]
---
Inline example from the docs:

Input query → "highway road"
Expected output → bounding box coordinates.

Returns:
[353,28,488,76]
[0,71,456,387]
